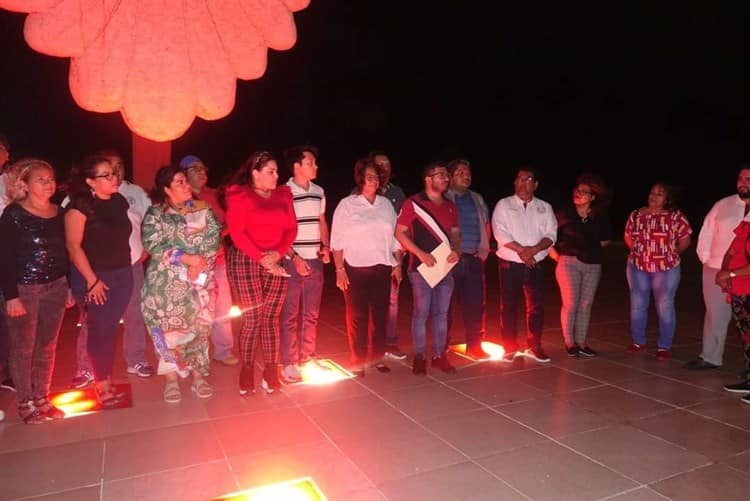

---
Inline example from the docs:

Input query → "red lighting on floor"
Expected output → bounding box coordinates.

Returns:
[449,341,506,361]
[295,359,354,386]
[211,477,327,500]
[48,384,132,418]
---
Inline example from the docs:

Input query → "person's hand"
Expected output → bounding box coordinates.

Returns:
[183,254,207,269]
[293,256,312,277]
[391,265,402,284]
[518,246,536,263]
[65,289,76,309]
[86,279,109,305]
[318,246,331,264]
[447,250,460,263]
[715,270,732,292]
[419,250,436,267]
[6,298,27,317]
[266,264,291,277]
[259,251,281,269]
[335,268,349,291]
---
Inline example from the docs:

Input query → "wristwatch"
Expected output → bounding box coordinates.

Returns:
[729,271,737,278]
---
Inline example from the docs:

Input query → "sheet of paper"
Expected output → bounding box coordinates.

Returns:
[416,241,457,288]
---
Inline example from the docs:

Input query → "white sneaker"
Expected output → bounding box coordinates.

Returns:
[281,364,302,383]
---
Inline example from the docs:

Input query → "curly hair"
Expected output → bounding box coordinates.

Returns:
[4,158,55,203]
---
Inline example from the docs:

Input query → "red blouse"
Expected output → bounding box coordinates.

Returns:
[625,209,692,272]
[726,221,750,296]
[225,184,297,261]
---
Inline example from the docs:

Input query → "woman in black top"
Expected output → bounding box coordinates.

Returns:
[550,173,613,357]
[0,158,71,423]
[65,155,133,407]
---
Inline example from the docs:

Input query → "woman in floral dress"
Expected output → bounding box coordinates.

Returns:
[141,165,221,403]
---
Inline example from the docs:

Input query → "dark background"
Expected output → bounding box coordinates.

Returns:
[0,2,747,233]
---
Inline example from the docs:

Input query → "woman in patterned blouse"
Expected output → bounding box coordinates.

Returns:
[141,165,221,403]
[624,182,692,360]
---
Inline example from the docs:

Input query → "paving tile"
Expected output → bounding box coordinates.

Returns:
[303,395,418,440]
[282,378,372,407]
[0,439,103,500]
[650,463,750,501]
[104,421,224,480]
[478,441,638,500]
[378,461,525,501]
[687,396,750,429]
[0,416,87,454]
[606,487,669,500]
[229,440,372,498]
[615,375,725,407]
[496,395,614,438]
[559,424,710,483]
[102,460,236,501]
[379,383,483,421]
[556,358,650,384]
[446,373,547,406]
[559,385,674,422]
[423,408,549,458]
[22,485,101,501]
[504,365,603,394]
[632,409,750,460]
[723,450,750,475]
[333,426,464,484]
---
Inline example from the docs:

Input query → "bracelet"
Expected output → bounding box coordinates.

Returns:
[86,278,100,293]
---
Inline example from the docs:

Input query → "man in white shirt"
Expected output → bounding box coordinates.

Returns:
[492,167,557,363]
[685,166,750,370]
[279,145,330,383]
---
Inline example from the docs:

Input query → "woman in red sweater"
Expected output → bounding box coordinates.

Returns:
[225,151,297,395]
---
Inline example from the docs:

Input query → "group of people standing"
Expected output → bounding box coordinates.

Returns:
[1,128,749,424]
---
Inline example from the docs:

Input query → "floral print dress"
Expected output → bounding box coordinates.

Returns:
[141,200,221,376]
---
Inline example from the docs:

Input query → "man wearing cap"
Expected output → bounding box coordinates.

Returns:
[180,155,238,366]
[279,145,330,383]
[445,159,492,360]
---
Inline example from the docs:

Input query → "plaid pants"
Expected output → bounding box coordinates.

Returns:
[226,246,288,366]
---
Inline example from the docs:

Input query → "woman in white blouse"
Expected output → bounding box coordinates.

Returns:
[331,159,402,377]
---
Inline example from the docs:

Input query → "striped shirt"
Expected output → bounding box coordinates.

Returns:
[287,178,326,259]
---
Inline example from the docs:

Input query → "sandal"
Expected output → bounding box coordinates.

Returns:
[33,396,65,420]
[95,384,126,408]
[191,379,213,399]
[18,400,46,425]
[163,381,181,403]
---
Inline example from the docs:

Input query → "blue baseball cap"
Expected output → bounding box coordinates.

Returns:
[179,155,203,170]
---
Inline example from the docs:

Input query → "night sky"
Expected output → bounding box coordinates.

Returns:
[0,2,746,230]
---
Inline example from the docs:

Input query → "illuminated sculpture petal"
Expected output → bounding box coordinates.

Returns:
[0,0,311,141]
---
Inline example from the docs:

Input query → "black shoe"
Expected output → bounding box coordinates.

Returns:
[412,354,426,375]
[579,346,598,358]
[724,380,750,393]
[524,347,551,363]
[566,345,581,357]
[684,357,719,371]
[385,345,407,360]
[373,362,391,373]
[239,365,254,396]
[0,378,16,392]
[431,354,457,374]
[261,365,282,394]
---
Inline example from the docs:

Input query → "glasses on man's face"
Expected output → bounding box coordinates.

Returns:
[574,188,592,196]
[364,175,379,182]
[93,172,117,181]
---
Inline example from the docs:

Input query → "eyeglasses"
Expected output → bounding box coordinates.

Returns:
[93,172,117,181]
[516,176,535,183]
[574,188,593,196]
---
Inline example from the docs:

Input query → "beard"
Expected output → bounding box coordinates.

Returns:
[738,188,750,199]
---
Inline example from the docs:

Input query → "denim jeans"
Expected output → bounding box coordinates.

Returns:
[75,263,148,371]
[498,259,545,353]
[408,271,454,357]
[7,277,68,401]
[448,254,486,348]
[626,262,681,349]
[280,258,324,365]
[71,266,133,380]
[211,261,235,360]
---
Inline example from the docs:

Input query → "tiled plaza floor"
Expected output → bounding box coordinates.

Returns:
[1,243,749,500]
